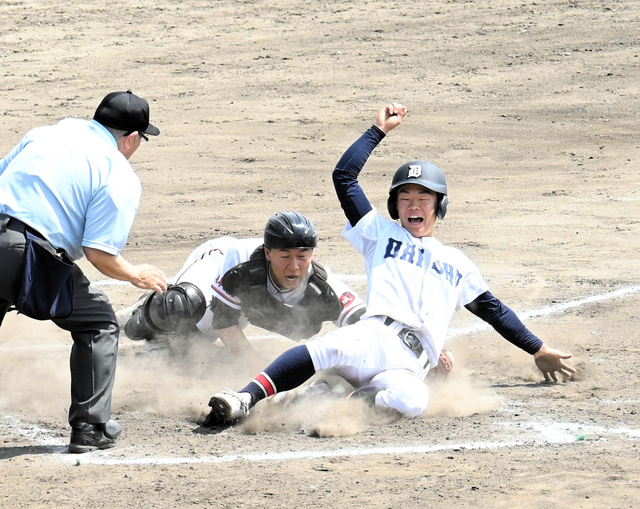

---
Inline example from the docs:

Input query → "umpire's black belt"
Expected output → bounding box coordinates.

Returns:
[6,217,44,239]
[384,317,430,369]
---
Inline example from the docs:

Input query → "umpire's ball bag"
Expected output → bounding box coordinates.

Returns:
[14,231,75,320]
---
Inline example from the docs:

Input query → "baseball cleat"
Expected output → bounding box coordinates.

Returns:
[203,390,251,426]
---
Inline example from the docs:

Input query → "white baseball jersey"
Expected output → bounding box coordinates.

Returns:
[343,208,488,367]
[306,208,488,417]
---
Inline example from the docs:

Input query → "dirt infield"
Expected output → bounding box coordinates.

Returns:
[2,0,640,507]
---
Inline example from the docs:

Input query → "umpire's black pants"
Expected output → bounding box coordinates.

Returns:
[0,214,119,426]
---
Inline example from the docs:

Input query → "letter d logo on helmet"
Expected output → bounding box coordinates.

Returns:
[407,164,422,178]
[387,160,449,221]
[264,212,318,249]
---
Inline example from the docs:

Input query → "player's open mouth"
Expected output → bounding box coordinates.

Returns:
[286,275,298,282]
[408,216,423,224]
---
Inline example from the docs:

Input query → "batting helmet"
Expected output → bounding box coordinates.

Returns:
[387,160,449,220]
[264,212,318,249]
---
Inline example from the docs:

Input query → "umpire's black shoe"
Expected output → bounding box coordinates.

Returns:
[68,419,122,454]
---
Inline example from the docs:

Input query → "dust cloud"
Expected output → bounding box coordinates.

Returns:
[4,314,563,432]
[112,335,289,421]
[240,356,503,438]
[0,314,290,424]
[0,317,71,421]
[426,375,501,418]
[244,382,401,438]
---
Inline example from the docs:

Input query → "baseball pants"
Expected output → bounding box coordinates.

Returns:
[306,318,431,418]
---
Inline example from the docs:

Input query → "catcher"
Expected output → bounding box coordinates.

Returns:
[117,212,366,357]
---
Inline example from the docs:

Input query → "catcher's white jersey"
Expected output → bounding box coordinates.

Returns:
[171,237,262,332]
[343,209,488,366]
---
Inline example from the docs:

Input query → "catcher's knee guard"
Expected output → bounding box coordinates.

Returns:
[123,282,207,340]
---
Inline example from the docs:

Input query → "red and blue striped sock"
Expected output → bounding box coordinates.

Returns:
[240,345,315,405]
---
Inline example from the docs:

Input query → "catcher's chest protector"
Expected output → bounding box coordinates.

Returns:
[223,251,341,340]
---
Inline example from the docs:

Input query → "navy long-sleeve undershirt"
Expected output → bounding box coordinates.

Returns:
[331,126,543,355]
[465,291,543,354]
[332,125,384,226]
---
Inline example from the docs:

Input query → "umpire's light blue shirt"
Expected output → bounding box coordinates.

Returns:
[0,118,141,260]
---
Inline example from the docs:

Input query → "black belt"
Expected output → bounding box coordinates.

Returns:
[384,317,430,369]
[6,217,43,239]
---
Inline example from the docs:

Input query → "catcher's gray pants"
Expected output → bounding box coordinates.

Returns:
[0,215,119,426]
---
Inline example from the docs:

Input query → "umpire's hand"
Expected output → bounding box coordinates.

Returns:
[132,264,168,293]
[84,247,168,293]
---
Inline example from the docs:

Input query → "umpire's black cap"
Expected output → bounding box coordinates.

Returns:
[94,90,160,136]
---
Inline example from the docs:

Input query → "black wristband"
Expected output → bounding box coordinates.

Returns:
[371,125,386,138]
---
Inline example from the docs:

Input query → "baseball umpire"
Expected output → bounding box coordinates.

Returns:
[117,211,366,358]
[0,91,167,453]
[203,103,576,427]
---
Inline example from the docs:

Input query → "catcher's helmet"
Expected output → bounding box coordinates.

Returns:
[387,160,449,220]
[264,212,318,249]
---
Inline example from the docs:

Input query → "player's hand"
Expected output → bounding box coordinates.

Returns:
[426,349,454,380]
[132,264,168,293]
[533,344,576,382]
[375,103,407,134]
